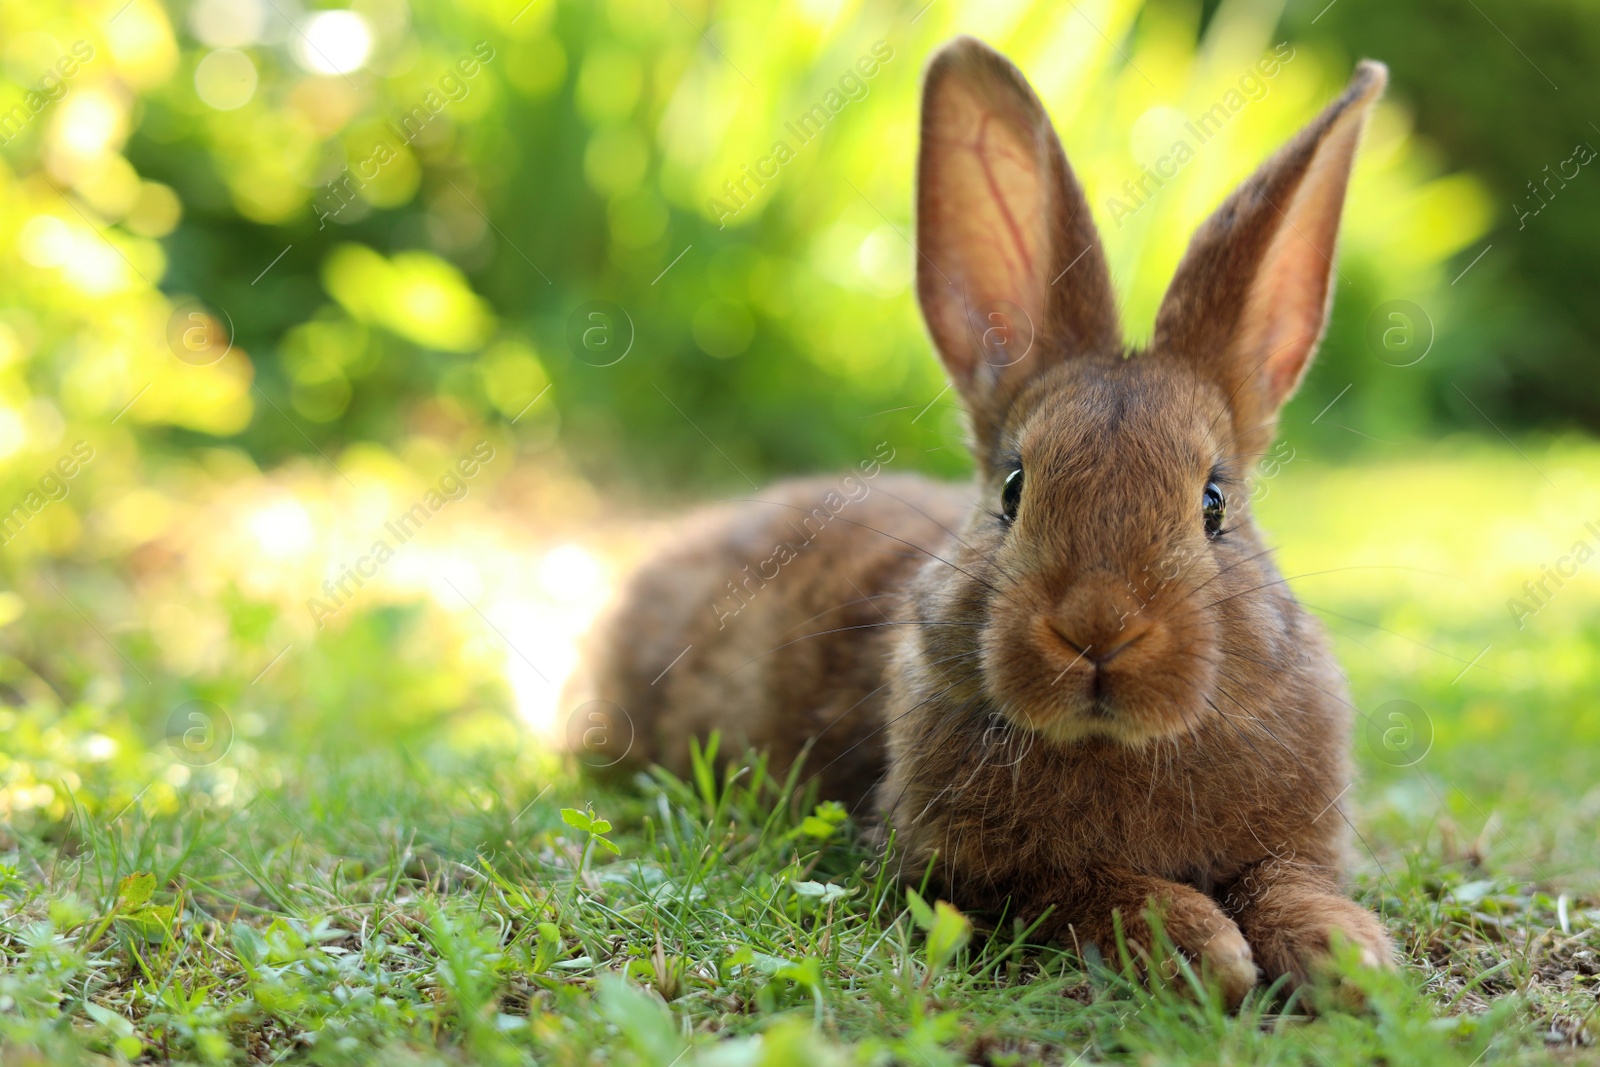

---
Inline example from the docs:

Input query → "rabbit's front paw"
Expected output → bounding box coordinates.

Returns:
[1231,881,1394,1010]
[1277,896,1395,983]
[1188,923,1259,1008]
[1104,884,1261,1008]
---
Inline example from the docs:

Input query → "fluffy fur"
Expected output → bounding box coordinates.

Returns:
[582,37,1395,1003]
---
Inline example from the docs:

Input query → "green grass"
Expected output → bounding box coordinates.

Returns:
[3,438,1599,1064]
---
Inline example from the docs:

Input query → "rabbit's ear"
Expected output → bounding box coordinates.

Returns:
[1154,61,1387,452]
[917,37,1119,448]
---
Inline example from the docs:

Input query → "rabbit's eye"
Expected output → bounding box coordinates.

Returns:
[1202,482,1226,537]
[1001,467,1024,522]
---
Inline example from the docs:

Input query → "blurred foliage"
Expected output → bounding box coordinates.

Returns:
[1286,0,1600,434]
[0,0,1523,525]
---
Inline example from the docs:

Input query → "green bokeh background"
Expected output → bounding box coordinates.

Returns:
[6,0,1593,501]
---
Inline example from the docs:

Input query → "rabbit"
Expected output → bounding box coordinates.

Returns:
[581,36,1395,1004]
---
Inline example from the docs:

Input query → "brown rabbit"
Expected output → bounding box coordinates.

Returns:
[583,37,1395,1003]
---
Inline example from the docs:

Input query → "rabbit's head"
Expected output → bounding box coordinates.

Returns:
[911,38,1385,746]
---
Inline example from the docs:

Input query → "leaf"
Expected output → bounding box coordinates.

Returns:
[788,801,848,841]
[48,895,93,931]
[905,887,935,930]
[262,918,308,962]
[925,900,972,974]
[795,815,839,839]
[1449,879,1496,905]
[727,945,791,975]
[231,922,267,968]
[118,872,156,910]
[85,1002,135,1038]
[551,956,596,970]
[560,808,595,833]
[774,956,824,991]
[253,980,305,1014]
[813,801,847,825]
[792,880,851,903]
[533,922,563,972]
[597,974,680,1061]
[689,732,721,811]
[118,904,174,944]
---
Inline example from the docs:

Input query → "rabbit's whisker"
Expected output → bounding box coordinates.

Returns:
[1191,564,1454,617]
[1152,643,1388,883]
[724,621,987,679]
[801,667,983,792]
[881,693,995,826]
[728,498,1008,599]
[1181,545,1280,602]
[1145,558,1284,628]
[1297,599,1510,679]
[723,658,990,875]
[868,482,1013,576]
[1203,687,1399,903]
[778,591,902,639]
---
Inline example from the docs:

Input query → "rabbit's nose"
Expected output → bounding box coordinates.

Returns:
[1045,621,1089,657]
[1041,616,1151,668]
[1039,577,1154,664]
[1090,627,1151,665]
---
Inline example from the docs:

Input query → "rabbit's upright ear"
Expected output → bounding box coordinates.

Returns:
[917,37,1119,454]
[1154,61,1387,456]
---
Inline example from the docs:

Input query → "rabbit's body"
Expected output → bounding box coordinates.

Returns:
[877,357,1374,997]
[587,472,968,806]
[584,38,1397,1002]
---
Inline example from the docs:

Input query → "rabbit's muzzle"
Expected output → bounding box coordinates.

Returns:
[986,573,1219,746]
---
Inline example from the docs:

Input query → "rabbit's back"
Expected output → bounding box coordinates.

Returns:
[584,471,968,805]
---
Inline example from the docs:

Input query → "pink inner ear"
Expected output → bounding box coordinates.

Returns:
[923,79,1048,380]
[969,112,1041,295]
[1237,111,1368,408]
[1244,221,1334,402]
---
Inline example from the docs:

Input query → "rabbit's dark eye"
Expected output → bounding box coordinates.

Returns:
[1202,482,1226,537]
[1001,467,1024,522]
